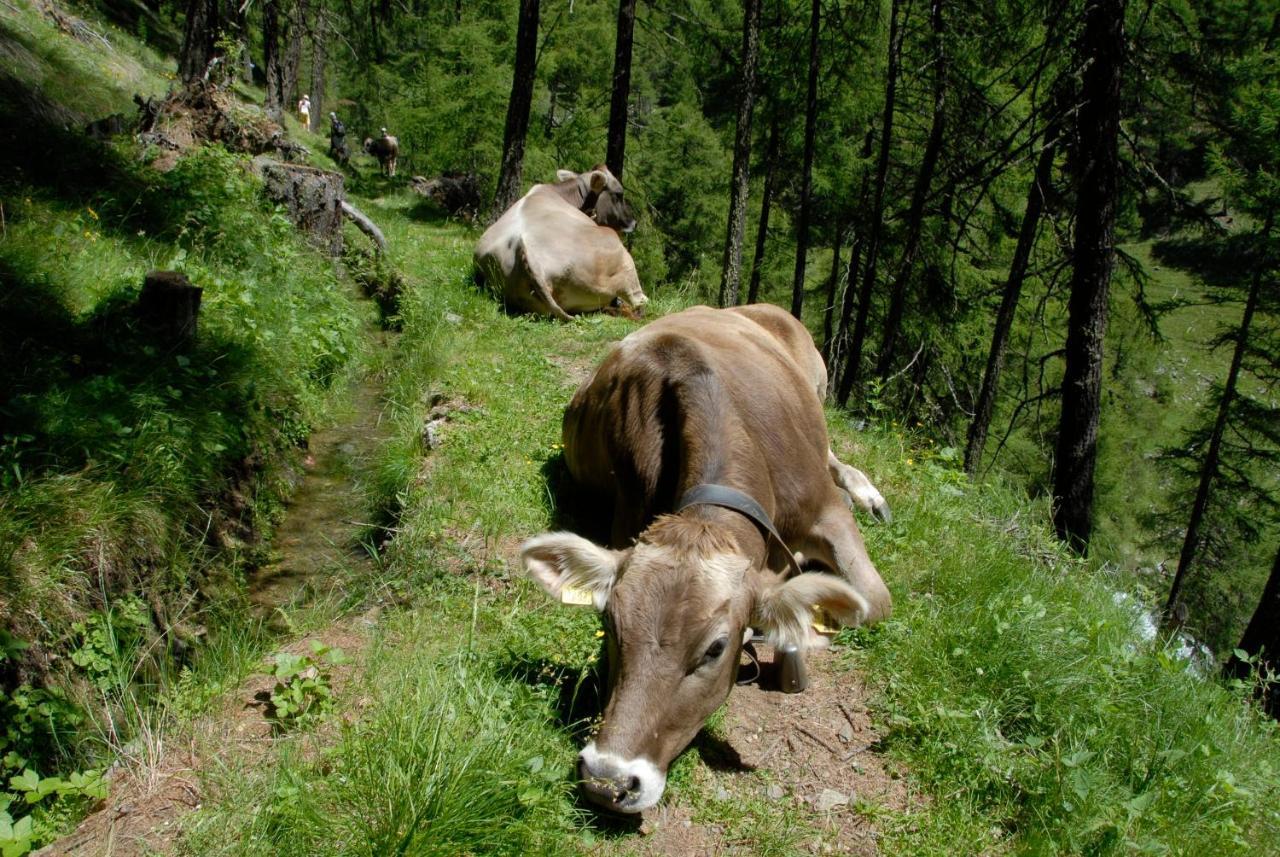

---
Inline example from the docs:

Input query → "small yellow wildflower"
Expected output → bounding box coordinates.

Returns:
[594,629,605,638]
[906,458,914,466]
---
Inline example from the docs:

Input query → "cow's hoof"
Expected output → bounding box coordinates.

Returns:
[871,500,893,524]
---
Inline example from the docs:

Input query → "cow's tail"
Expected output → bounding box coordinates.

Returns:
[519,243,574,322]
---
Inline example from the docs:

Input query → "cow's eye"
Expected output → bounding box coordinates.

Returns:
[703,637,728,663]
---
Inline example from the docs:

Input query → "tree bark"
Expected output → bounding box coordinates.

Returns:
[718,0,762,308]
[827,128,875,372]
[1052,0,1125,552]
[263,0,285,120]
[341,200,387,255]
[876,0,946,379]
[965,132,1056,476]
[1163,216,1272,621]
[490,0,541,220]
[1224,544,1280,718]
[283,0,309,109]
[838,0,903,406]
[310,7,327,123]
[606,0,637,178]
[746,119,780,305]
[138,271,201,348]
[789,0,822,320]
[178,0,220,83]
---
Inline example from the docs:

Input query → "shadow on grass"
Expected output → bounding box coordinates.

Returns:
[1152,232,1260,289]
[538,454,613,545]
[494,649,605,742]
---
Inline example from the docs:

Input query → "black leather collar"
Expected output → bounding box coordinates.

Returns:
[675,484,803,576]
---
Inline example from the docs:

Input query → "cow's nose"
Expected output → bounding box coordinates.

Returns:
[577,755,638,809]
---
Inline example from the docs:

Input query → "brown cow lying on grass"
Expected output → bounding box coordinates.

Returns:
[473,166,647,321]
[521,303,891,813]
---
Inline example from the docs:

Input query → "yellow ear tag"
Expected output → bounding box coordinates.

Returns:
[560,584,594,606]
[811,605,839,635]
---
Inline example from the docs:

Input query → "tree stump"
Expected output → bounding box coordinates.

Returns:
[252,157,345,255]
[138,271,201,348]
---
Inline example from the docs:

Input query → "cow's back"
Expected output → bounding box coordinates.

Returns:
[564,305,832,538]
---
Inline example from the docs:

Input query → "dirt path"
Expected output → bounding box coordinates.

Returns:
[592,646,915,857]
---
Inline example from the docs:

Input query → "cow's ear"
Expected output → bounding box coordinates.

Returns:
[521,532,623,610]
[752,572,871,650]
[586,170,608,193]
[555,169,577,183]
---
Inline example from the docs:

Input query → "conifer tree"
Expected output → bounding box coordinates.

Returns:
[491,0,540,220]
[606,0,637,178]
[718,0,762,307]
[1052,0,1125,552]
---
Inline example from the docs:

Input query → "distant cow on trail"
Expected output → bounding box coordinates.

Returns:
[363,129,398,177]
[521,304,891,813]
[473,165,646,320]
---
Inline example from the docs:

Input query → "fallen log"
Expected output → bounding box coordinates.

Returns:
[340,200,387,256]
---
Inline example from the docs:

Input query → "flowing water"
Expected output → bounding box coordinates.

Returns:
[248,331,394,614]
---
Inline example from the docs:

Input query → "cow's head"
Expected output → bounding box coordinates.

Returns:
[555,166,637,234]
[521,515,869,814]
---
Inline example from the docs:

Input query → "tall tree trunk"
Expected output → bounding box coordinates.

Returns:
[746,119,780,305]
[491,0,540,220]
[310,8,327,124]
[1224,544,1280,718]
[283,0,309,109]
[1163,216,1272,621]
[263,0,285,119]
[606,0,637,178]
[235,0,252,83]
[965,132,1056,476]
[718,0,762,308]
[178,0,221,83]
[369,0,385,63]
[789,0,822,319]
[828,128,875,371]
[838,0,904,406]
[820,223,845,357]
[876,0,946,379]
[1052,0,1125,552]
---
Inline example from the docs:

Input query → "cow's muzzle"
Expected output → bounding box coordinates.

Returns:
[577,742,665,814]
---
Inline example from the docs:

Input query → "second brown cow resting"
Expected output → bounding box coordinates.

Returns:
[473,166,647,320]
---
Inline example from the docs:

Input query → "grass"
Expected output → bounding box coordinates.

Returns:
[0,0,173,125]
[183,190,1280,855]
[4,2,1278,852]
[0,2,372,843]
[840,428,1280,853]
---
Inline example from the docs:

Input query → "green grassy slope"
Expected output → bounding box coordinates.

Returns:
[3,3,1278,853]
[185,192,1280,855]
[0,1,371,849]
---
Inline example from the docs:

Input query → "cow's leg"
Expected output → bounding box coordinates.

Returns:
[795,504,892,625]
[827,449,891,523]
